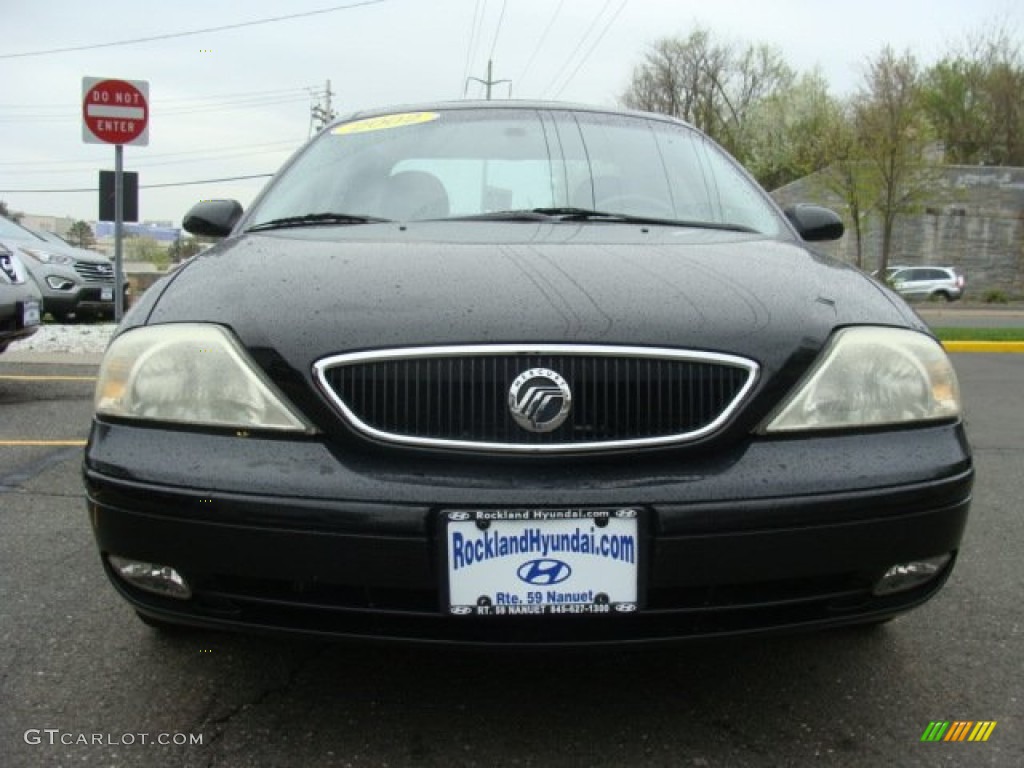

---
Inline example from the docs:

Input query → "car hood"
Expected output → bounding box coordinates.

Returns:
[139,222,921,378]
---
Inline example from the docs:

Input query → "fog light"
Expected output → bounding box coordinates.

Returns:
[46,276,75,290]
[108,556,191,599]
[873,554,952,596]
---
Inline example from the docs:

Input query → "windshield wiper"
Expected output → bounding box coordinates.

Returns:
[246,212,390,232]
[453,207,759,233]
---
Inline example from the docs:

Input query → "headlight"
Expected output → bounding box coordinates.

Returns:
[20,247,75,266]
[95,324,313,432]
[762,327,961,432]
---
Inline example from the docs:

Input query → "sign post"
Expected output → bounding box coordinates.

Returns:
[82,77,149,322]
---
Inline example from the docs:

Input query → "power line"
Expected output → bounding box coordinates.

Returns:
[0,94,313,124]
[541,0,616,99]
[6,148,297,175]
[516,0,565,90]
[461,0,486,96]
[0,141,298,168]
[488,0,508,61]
[0,173,274,194]
[552,0,628,99]
[0,1,388,60]
[0,86,313,110]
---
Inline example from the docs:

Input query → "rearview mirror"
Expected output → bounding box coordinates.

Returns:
[784,205,844,242]
[182,200,243,238]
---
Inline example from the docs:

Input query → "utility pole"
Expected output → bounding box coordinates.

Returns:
[310,79,336,135]
[464,60,511,100]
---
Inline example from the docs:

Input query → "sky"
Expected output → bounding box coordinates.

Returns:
[1,0,1019,227]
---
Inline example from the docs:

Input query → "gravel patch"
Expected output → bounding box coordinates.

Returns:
[11,323,117,355]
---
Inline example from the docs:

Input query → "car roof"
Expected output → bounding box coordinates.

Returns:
[326,100,695,133]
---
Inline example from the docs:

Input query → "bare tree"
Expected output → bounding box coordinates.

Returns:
[621,28,793,163]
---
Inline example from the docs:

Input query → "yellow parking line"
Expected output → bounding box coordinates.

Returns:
[0,440,87,447]
[0,375,97,382]
[942,341,1024,353]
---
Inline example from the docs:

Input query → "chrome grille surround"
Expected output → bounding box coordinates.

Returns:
[313,345,760,454]
[74,261,115,284]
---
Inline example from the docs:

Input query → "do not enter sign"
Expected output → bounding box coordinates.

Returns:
[82,77,149,146]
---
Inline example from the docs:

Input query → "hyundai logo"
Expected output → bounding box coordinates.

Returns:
[0,253,16,282]
[508,368,571,433]
[614,603,638,613]
[517,558,572,586]
[450,605,473,615]
[448,511,471,521]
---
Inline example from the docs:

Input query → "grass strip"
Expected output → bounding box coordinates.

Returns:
[932,327,1024,342]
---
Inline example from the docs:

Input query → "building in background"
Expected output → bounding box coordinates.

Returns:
[16,214,76,238]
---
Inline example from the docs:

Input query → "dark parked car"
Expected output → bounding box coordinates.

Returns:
[0,242,42,354]
[85,102,972,645]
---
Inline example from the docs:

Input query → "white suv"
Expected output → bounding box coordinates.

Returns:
[883,266,965,302]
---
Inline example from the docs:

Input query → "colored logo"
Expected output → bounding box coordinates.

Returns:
[921,721,997,742]
[333,112,440,135]
[508,368,572,433]
[517,558,572,586]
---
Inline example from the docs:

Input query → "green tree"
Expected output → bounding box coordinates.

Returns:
[124,235,169,269]
[66,220,96,249]
[816,104,882,269]
[167,235,203,263]
[0,200,23,222]
[921,24,1024,166]
[854,47,935,272]
[745,70,843,191]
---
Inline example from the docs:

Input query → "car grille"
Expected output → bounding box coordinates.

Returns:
[314,345,758,453]
[74,261,115,284]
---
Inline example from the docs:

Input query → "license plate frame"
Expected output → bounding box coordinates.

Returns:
[20,300,40,329]
[442,508,643,617]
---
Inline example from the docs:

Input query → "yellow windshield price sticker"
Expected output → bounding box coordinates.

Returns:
[333,112,440,135]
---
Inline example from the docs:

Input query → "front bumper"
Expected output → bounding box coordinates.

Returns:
[84,421,973,645]
[43,281,129,317]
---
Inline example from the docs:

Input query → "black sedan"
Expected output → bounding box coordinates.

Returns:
[84,102,972,645]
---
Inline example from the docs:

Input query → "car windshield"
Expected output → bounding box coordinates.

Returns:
[244,107,785,236]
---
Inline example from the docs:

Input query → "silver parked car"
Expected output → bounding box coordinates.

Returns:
[0,216,124,321]
[0,243,42,354]
[885,265,965,302]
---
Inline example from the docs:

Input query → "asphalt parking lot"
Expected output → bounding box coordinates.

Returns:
[0,351,1021,767]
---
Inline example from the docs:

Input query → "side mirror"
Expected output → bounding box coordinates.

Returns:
[784,205,844,242]
[182,200,243,238]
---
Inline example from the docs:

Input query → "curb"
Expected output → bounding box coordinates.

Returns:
[0,352,105,366]
[942,341,1024,353]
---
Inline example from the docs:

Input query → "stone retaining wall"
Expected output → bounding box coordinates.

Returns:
[771,166,1024,299]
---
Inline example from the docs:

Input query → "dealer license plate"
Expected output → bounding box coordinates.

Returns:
[101,287,113,301]
[444,508,640,617]
[21,300,40,328]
